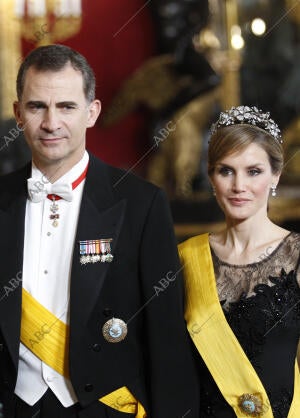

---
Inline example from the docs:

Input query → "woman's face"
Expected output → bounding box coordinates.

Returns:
[210,143,280,222]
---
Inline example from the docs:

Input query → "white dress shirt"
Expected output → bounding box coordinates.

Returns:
[15,151,89,406]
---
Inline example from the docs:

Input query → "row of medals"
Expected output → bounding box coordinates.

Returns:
[80,253,114,264]
[80,239,114,265]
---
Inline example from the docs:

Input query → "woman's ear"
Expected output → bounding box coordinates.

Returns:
[271,171,281,189]
[208,177,216,196]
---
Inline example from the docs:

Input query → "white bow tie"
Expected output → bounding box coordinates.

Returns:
[27,178,73,203]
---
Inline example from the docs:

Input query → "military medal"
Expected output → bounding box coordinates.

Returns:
[49,197,60,227]
[238,393,263,416]
[100,239,114,262]
[102,318,127,343]
[79,238,114,265]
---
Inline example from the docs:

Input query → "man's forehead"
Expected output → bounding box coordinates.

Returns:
[24,64,84,86]
[22,64,85,97]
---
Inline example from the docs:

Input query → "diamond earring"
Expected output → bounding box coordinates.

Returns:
[271,185,277,197]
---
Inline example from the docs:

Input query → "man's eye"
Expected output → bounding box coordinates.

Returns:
[58,103,77,110]
[28,103,44,109]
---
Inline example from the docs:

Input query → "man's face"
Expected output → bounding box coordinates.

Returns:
[14,63,101,172]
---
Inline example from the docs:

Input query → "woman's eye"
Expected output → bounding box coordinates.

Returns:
[248,169,262,176]
[218,167,233,176]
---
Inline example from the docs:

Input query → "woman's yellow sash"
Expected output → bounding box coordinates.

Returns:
[178,233,300,417]
[20,288,146,417]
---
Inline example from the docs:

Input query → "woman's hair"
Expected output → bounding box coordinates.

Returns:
[208,124,284,176]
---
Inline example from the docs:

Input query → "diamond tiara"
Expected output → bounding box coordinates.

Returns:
[210,106,282,143]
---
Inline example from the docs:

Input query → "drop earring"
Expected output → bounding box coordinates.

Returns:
[271,185,277,197]
[212,187,216,196]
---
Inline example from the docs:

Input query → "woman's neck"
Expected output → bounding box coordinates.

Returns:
[211,215,289,264]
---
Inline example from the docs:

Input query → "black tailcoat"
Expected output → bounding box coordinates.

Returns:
[0,154,199,417]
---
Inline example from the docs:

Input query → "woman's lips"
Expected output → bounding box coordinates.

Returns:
[228,198,251,206]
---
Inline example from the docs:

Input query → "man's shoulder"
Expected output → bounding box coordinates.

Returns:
[0,164,29,189]
[89,154,161,198]
[0,164,29,208]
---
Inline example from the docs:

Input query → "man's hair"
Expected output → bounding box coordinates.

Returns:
[16,44,96,102]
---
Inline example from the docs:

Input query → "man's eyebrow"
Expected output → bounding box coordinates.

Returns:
[56,101,78,107]
[25,100,79,108]
[25,100,46,107]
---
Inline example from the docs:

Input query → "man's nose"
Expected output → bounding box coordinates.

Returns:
[40,109,61,132]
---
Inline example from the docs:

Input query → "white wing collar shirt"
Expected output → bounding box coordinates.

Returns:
[15,151,89,406]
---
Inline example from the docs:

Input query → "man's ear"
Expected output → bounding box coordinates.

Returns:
[13,101,22,125]
[86,99,101,128]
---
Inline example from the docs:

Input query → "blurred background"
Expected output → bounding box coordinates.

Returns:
[0,0,299,239]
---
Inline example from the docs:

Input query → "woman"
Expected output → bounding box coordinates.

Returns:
[179,106,300,418]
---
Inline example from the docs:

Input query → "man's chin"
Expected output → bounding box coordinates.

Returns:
[33,151,66,166]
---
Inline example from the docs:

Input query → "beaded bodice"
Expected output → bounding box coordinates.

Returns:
[198,232,300,418]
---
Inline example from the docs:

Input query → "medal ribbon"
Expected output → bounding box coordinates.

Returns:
[20,288,146,417]
[178,233,300,418]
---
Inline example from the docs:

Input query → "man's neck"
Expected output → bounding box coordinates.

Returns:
[32,152,86,183]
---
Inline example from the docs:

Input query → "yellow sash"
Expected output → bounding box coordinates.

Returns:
[21,288,146,417]
[179,233,300,418]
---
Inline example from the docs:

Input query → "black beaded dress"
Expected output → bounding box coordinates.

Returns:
[196,231,300,418]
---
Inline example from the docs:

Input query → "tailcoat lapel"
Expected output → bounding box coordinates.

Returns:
[69,156,127,330]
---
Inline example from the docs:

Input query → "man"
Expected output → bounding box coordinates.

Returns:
[0,45,199,417]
